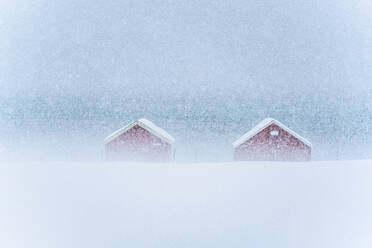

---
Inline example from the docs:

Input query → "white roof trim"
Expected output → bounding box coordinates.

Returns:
[104,118,175,145]
[232,118,312,148]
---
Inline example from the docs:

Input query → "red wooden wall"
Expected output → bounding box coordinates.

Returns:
[234,124,311,161]
[105,125,172,162]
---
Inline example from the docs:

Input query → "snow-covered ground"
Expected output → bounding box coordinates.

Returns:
[1,160,372,248]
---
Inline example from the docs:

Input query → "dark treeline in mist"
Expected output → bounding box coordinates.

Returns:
[1,83,371,161]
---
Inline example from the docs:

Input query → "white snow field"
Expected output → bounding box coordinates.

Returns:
[1,160,372,248]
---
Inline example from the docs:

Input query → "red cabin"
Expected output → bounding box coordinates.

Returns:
[233,118,311,161]
[104,118,175,162]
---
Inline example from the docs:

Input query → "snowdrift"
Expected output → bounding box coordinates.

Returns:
[1,160,372,248]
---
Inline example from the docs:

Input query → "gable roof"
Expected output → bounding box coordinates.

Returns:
[104,118,175,145]
[232,118,312,148]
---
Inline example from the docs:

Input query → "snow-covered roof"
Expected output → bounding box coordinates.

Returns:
[232,118,312,148]
[104,118,175,145]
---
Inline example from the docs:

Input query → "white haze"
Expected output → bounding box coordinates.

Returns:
[0,0,372,161]
[1,2,372,247]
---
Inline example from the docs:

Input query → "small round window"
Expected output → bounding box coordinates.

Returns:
[270,130,279,136]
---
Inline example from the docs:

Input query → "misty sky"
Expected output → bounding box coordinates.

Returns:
[0,0,371,161]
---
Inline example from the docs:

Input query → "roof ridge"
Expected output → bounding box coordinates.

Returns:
[232,118,312,148]
[104,119,175,144]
